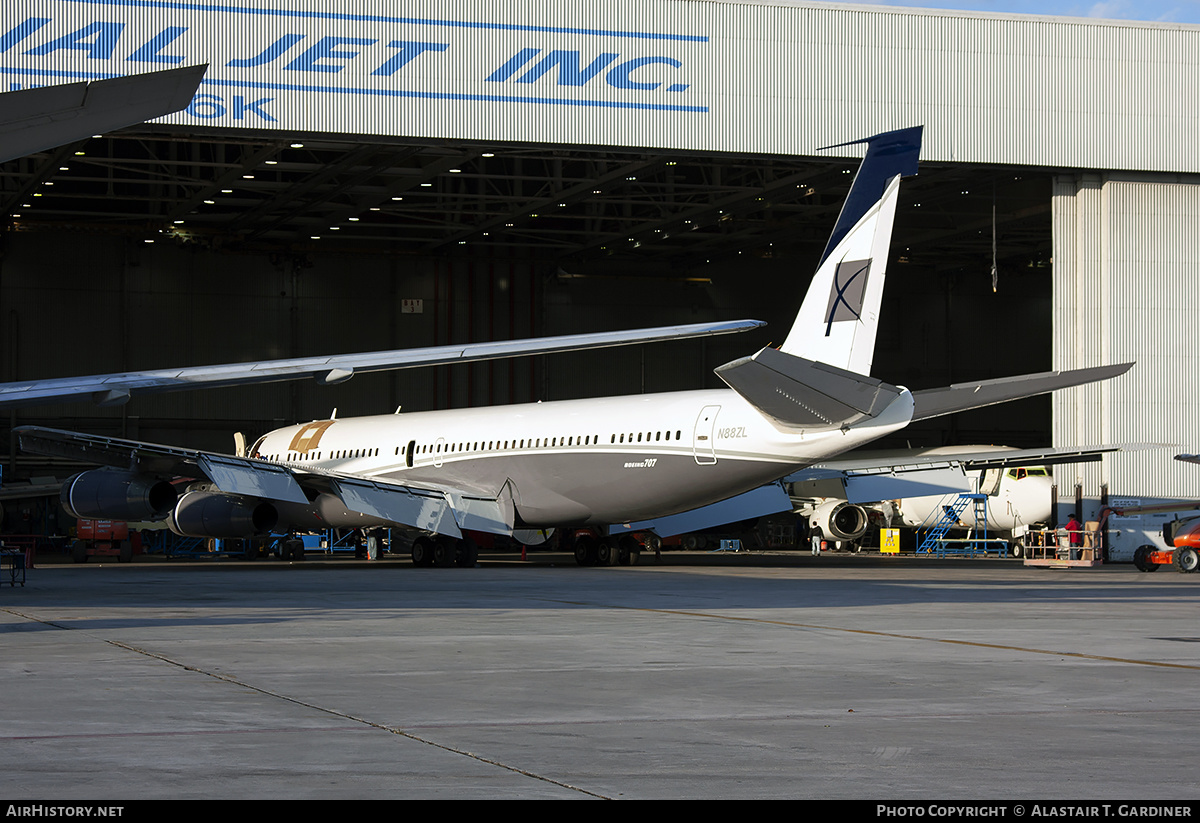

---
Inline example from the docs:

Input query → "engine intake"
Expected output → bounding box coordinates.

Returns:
[62,470,178,522]
[809,499,869,542]
[169,491,278,538]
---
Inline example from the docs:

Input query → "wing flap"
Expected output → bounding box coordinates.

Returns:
[16,425,518,539]
[331,477,462,538]
[609,482,793,538]
[198,455,309,505]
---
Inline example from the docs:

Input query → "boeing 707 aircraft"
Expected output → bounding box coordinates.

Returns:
[15,126,1132,566]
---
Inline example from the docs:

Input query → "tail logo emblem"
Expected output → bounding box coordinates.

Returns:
[824,259,872,336]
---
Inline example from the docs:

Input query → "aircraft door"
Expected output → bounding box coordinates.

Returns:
[433,437,445,468]
[980,468,1003,496]
[406,440,416,468]
[693,405,720,465]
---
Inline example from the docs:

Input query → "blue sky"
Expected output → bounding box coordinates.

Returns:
[819,1,1200,25]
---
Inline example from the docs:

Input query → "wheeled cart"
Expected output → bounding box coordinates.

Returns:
[1,549,26,587]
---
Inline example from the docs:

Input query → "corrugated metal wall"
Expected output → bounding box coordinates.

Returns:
[5,0,1199,172]
[1053,172,1200,501]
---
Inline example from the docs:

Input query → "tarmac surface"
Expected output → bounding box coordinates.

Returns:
[1,550,1198,800]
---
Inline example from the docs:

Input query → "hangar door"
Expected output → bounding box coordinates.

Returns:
[1052,172,1200,499]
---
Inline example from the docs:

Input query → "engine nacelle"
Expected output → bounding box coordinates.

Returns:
[809,499,869,542]
[169,491,278,538]
[512,527,555,546]
[62,470,178,522]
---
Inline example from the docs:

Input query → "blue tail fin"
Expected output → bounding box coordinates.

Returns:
[779,127,922,375]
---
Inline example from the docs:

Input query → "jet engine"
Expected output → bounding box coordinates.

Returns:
[808,499,869,542]
[169,491,278,538]
[62,469,178,522]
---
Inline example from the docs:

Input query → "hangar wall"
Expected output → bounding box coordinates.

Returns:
[0,231,771,453]
[6,0,1199,172]
[1053,173,1200,499]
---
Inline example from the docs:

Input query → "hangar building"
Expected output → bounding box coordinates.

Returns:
[1,0,1197,515]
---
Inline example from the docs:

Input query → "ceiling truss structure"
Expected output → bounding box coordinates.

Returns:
[0,127,1052,272]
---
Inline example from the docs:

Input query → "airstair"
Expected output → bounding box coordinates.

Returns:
[916,493,992,556]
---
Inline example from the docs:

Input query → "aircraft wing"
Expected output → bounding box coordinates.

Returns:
[0,319,764,409]
[789,443,1154,503]
[0,65,206,164]
[14,425,509,539]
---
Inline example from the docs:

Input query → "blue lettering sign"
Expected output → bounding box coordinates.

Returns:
[26,22,125,60]
[485,48,541,83]
[127,26,188,65]
[232,95,276,121]
[370,40,448,77]
[606,56,682,91]
[227,34,305,69]
[185,94,277,122]
[187,93,225,119]
[0,18,51,54]
[284,36,376,74]
[516,51,619,86]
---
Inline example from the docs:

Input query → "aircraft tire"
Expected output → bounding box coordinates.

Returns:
[1133,545,1159,572]
[595,540,614,566]
[432,536,456,568]
[455,537,478,568]
[617,536,640,566]
[118,540,133,563]
[287,538,305,561]
[1173,546,1199,573]
[411,536,434,567]
[573,535,597,567]
[71,540,88,564]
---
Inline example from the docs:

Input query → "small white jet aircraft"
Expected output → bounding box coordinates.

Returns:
[13,126,1133,566]
[790,445,1067,554]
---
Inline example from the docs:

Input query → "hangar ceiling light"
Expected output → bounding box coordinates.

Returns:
[0,126,1051,273]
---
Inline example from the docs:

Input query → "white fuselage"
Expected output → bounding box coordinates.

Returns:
[251,386,915,529]
[893,470,1054,535]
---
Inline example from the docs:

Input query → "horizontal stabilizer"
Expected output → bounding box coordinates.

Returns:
[911,363,1134,422]
[715,345,904,428]
[610,482,793,538]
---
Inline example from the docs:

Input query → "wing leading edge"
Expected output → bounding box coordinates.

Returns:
[0,319,764,409]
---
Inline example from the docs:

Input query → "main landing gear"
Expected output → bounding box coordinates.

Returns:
[572,532,642,567]
[410,534,478,568]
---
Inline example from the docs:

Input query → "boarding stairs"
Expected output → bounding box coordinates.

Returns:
[916,493,990,556]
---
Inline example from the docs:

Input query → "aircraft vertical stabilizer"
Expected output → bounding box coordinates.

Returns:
[779,126,922,376]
